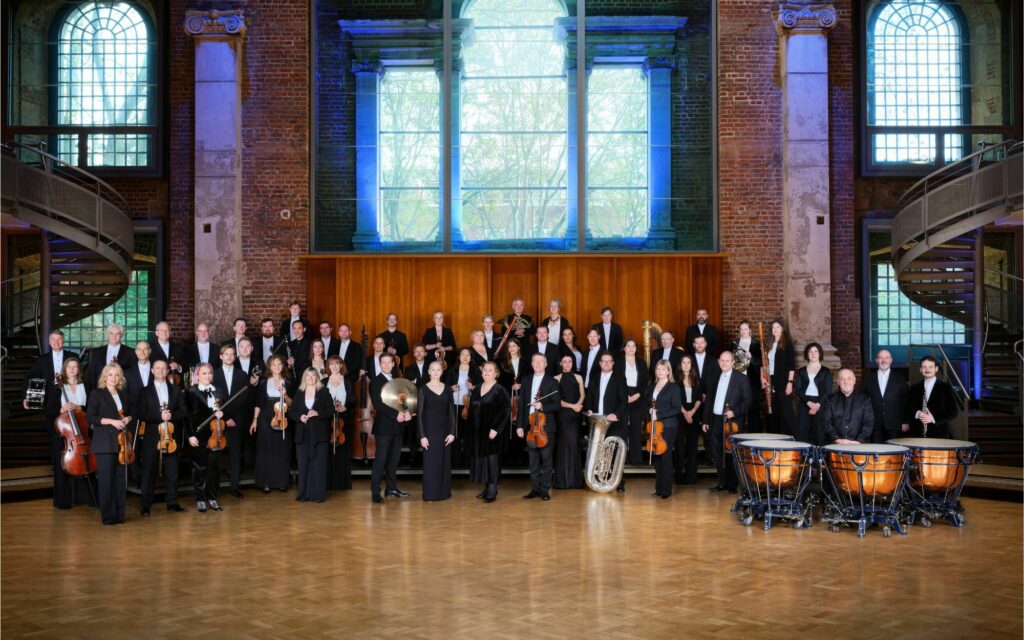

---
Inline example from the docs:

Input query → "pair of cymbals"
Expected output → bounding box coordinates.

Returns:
[381,378,418,414]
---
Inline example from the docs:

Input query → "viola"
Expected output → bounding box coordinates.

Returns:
[116,408,135,466]
[53,374,97,477]
[461,393,471,420]
[643,404,668,464]
[207,398,227,451]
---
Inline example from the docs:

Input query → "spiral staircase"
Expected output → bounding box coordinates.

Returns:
[892,140,1024,475]
[1,142,134,481]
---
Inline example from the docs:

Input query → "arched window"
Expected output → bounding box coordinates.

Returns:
[55,2,154,167]
[867,0,963,166]
[461,0,567,242]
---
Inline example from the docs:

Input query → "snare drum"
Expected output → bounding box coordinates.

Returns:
[824,443,908,497]
[888,438,978,491]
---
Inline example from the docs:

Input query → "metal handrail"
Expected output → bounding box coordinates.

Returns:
[934,343,971,404]
[0,271,41,286]
[5,140,130,211]
[896,139,1018,211]
[983,266,1024,284]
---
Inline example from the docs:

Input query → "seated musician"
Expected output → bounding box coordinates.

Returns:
[820,369,874,445]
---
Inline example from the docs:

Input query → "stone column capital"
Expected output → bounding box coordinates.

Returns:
[776,3,837,34]
[183,10,246,38]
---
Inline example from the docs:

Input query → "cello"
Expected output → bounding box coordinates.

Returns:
[352,326,376,461]
[53,374,97,477]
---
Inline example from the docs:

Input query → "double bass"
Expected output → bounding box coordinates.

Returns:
[53,374,97,477]
[351,326,376,461]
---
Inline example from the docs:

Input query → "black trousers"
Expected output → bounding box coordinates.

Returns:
[50,433,74,509]
[625,394,645,465]
[140,445,180,508]
[527,434,556,494]
[225,425,243,490]
[707,416,738,490]
[95,452,126,522]
[675,419,700,484]
[653,426,678,496]
[191,446,221,502]
[296,439,328,501]
[370,433,402,495]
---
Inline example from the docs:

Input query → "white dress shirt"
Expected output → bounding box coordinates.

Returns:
[713,371,731,415]
[529,374,543,415]
[597,371,611,415]
[52,350,64,376]
[624,362,638,387]
[197,342,210,364]
[106,344,121,365]
[877,369,890,396]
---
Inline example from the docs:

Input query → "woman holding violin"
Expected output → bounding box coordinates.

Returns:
[499,338,526,468]
[250,354,293,493]
[86,363,132,525]
[419,361,456,501]
[445,347,480,467]
[469,361,510,502]
[47,357,93,509]
[325,356,354,491]
[553,354,584,490]
[288,368,334,503]
[186,363,226,513]
[646,360,682,499]
[138,359,189,515]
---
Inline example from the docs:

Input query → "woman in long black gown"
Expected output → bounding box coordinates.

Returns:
[553,354,585,489]
[469,361,510,502]
[445,348,480,467]
[325,356,354,490]
[617,339,648,466]
[499,339,526,468]
[419,361,456,501]
[289,368,334,503]
[249,354,293,493]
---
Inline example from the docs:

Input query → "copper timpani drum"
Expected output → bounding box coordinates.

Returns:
[730,433,795,517]
[733,439,815,531]
[889,438,979,528]
[821,443,909,538]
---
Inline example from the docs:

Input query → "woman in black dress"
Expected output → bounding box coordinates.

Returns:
[249,354,293,493]
[445,348,480,467]
[499,339,526,468]
[794,342,832,445]
[553,354,585,489]
[617,339,648,465]
[469,361,510,502]
[766,319,796,435]
[86,363,131,524]
[559,327,583,373]
[289,368,334,503]
[48,357,94,509]
[646,360,682,499]
[185,363,226,513]
[677,354,704,485]
[325,356,354,491]
[468,330,490,369]
[419,361,456,501]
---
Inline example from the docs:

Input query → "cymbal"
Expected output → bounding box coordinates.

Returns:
[381,378,418,415]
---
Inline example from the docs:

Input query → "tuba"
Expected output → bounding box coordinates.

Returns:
[641,320,663,366]
[584,414,627,493]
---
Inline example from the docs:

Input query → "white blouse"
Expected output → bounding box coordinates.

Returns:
[624,362,638,387]
[63,384,87,406]
[327,381,347,406]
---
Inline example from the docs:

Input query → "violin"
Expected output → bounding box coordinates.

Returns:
[435,343,448,371]
[53,374,97,477]
[722,402,741,465]
[525,390,557,449]
[270,383,289,440]
[168,356,183,387]
[157,401,177,476]
[207,397,227,451]
[116,408,135,466]
[461,393,470,420]
[643,403,668,464]
[332,400,346,452]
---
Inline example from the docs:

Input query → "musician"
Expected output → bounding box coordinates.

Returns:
[87,322,135,389]
[86,363,132,524]
[862,349,910,443]
[685,308,721,357]
[581,329,604,390]
[423,311,457,370]
[37,351,92,509]
[676,354,704,485]
[481,315,497,357]
[690,335,713,390]
[186,363,225,513]
[794,342,832,446]
[288,368,334,503]
[404,344,430,386]
[258,318,283,365]
[213,344,255,498]
[469,330,490,368]
[287,320,312,376]
[646,360,682,499]
[309,339,329,380]
[317,321,339,357]
[702,351,752,494]
[554,354,585,490]
[250,354,293,493]
[230,317,249,355]
[369,354,412,503]
[907,356,959,439]
[592,307,623,356]
[124,341,153,484]
[820,369,874,444]
[419,361,456,502]
[516,353,561,500]
[150,322,184,380]
[325,356,354,491]
[181,322,219,372]
[378,313,410,366]
[502,298,535,341]
[559,327,583,373]
[586,353,628,492]
[650,331,684,378]
[138,359,189,515]
[729,321,763,432]
[446,348,481,467]
[280,301,312,341]
[500,338,528,468]
[528,325,560,375]
[617,339,649,466]
[540,299,570,346]
[337,324,363,388]
[765,319,796,435]
[363,336,387,379]
[236,337,260,471]
[469,361,511,502]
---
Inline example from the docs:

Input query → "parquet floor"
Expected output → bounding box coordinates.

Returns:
[2,478,1021,639]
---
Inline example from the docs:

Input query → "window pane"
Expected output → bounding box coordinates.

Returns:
[462,189,566,242]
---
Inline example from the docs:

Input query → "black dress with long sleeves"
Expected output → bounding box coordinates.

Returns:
[795,365,833,446]
[445,364,481,467]
[254,378,293,490]
[417,384,455,501]
[468,383,510,486]
[617,357,648,465]
[554,372,584,489]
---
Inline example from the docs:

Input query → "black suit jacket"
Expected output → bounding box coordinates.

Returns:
[702,370,752,427]
[280,317,312,341]
[649,347,684,378]
[422,327,456,369]
[820,390,874,443]
[213,365,253,426]
[318,337,340,358]
[288,387,334,444]
[644,382,683,429]
[906,379,959,437]
[405,361,429,386]
[185,385,226,440]
[539,316,571,345]
[615,357,649,393]
[515,373,561,432]
[337,340,363,387]
[691,352,716,393]
[370,374,403,436]
[87,345,136,389]
[287,337,312,376]
[255,335,284,365]
[86,388,131,454]
[862,369,909,437]
[138,381,188,451]
[377,329,410,362]
[580,347,606,389]
[124,363,153,421]
[148,338,183,367]
[591,322,624,355]
[685,323,721,356]
[181,342,220,372]
[526,342,560,376]
[586,371,628,419]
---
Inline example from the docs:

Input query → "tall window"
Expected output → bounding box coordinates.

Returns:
[379,70,440,243]
[587,66,649,238]
[56,2,153,167]
[461,0,567,241]
[867,0,963,167]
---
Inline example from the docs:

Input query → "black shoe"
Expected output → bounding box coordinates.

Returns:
[371,494,384,504]
[522,491,540,500]
[262,487,271,494]
[652,491,662,497]
[197,501,207,513]
[167,504,187,513]
[230,489,244,498]
[707,485,723,493]
[661,494,671,500]
[541,492,551,501]
[386,489,410,498]
[141,507,151,517]
[483,497,496,503]
[102,519,115,526]
[617,484,626,493]
[209,500,222,511]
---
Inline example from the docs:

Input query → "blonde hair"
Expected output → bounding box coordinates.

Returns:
[654,360,675,383]
[99,363,126,390]
[298,367,324,392]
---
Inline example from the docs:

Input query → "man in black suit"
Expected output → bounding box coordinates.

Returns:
[585,352,629,492]
[702,351,751,492]
[336,323,363,388]
[213,344,258,498]
[228,318,250,356]
[235,337,260,471]
[592,307,624,356]
[528,326,560,376]
[685,308,720,357]
[862,349,910,443]
[650,330,684,377]
[287,320,312,377]
[820,369,874,444]
[87,322,136,389]
[581,328,604,391]
[257,318,283,365]
[280,301,312,342]
[378,313,410,366]
[369,354,412,502]
[150,321,185,381]
[481,314,498,358]
[316,321,340,357]
[404,344,430,386]
[124,341,154,484]
[516,353,561,500]
[906,356,959,439]
[181,322,219,372]
[137,359,189,516]
[691,335,714,390]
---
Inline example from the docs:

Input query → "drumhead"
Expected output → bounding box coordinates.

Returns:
[730,433,794,442]
[823,443,908,454]
[739,439,813,451]
[888,438,977,449]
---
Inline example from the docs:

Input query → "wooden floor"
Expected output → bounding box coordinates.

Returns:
[2,478,1021,639]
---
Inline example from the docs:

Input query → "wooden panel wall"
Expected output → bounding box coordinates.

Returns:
[305,254,725,350]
